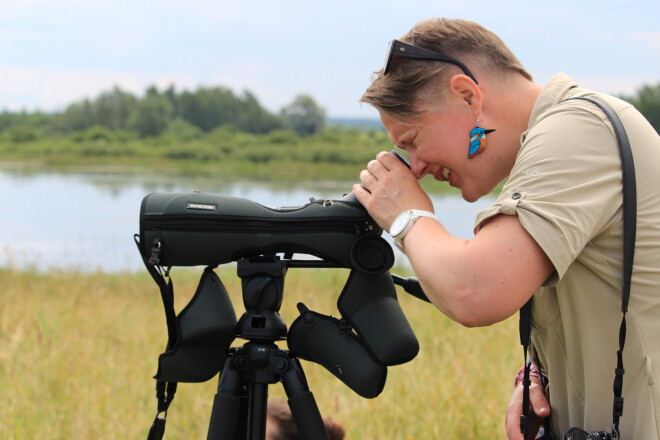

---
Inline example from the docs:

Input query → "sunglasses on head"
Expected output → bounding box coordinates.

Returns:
[383,39,478,84]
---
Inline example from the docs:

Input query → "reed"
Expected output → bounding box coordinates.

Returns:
[0,267,520,439]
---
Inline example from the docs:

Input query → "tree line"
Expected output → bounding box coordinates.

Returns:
[0,81,658,146]
[0,84,328,142]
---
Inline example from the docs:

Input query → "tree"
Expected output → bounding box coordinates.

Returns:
[93,86,137,131]
[55,99,95,132]
[50,87,137,134]
[236,90,282,133]
[127,88,173,137]
[622,83,660,134]
[179,86,240,132]
[280,94,326,137]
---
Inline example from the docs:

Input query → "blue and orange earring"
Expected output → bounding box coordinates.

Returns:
[468,119,496,159]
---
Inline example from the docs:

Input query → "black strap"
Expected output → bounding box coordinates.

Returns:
[134,235,179,440]
[519,96,636,439]
[572,97,636,315]
[147,381,178,440]
[572,96,635,439]
[519,298,533,437]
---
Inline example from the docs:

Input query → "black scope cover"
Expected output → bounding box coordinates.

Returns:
[139,192,388,269]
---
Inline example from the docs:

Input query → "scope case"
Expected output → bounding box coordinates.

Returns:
[139,192,388,269]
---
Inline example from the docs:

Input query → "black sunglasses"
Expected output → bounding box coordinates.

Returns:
[383,39,478,84]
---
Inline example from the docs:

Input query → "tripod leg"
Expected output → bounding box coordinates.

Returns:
[207,357,246,440]
[282,358,331,440]
[247,382,268,440]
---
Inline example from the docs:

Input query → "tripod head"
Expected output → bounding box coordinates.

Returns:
[235,257,288,341]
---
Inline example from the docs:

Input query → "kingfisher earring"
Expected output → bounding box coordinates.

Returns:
[468,119,496,159]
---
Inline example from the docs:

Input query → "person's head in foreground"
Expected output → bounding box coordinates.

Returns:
[266,399,345,440]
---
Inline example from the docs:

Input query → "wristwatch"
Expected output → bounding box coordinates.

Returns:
[389,209,436,248]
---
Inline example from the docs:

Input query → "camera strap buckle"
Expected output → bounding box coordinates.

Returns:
[148,238,162,265]
[613,396,624,418]
[146,381,177,440]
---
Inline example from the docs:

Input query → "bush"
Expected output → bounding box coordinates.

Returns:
[71,125,115,143]
[162,118,204,142]
[264,129,300,145]
[4,125,40,143]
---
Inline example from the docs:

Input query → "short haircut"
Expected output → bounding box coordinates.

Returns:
[361,18,532,118]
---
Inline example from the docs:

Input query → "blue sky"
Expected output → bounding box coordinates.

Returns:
[0,0,658,118]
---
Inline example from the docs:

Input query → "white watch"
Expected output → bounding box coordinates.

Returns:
[389,209,436,248]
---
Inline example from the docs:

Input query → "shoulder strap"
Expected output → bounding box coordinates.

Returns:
[571,97,636,315]
[569,96,635,439]
[134,235,178,440]
[519,96,636,440]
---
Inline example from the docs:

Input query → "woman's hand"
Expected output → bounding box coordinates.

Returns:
[353,151,433,231]
[505,376,551,440]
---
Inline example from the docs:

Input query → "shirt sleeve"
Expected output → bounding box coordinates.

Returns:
[475,103,623,285]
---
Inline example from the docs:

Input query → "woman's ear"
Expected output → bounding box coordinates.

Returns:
[449,74,482,112]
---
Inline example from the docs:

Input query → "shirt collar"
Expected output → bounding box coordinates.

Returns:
[527,73,579,130]
[520,73,579,145]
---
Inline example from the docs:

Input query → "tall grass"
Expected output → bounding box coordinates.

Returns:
[0,267,521,439]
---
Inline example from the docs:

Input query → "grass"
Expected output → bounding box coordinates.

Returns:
[0,266,521,439]
[0,126,394,182]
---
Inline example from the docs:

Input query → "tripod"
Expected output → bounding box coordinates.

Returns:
[206,257,331,440]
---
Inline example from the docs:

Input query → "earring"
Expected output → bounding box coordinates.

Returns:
[468,119,496,159]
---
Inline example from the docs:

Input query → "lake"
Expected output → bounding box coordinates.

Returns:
[0,165,494,273]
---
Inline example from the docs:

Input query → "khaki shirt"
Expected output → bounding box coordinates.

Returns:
[476,73,660,438]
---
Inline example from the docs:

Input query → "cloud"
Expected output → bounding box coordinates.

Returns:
[574,75,653,96]
[0,1,657,117]
[630,31,660,51]
[0,65,199,111]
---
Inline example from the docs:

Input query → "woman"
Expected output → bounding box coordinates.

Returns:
[354,18,660,439]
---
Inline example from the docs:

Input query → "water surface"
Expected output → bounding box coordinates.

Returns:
[0,167,493,272]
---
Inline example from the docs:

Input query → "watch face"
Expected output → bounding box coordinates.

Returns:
[390,212,409,236]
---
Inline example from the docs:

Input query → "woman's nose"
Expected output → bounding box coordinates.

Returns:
[409,155,429,179]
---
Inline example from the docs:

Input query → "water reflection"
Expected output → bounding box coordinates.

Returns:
[0,167,494,273]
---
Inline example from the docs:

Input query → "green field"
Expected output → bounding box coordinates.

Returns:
[0,267,521,439]
[0,125,395,182]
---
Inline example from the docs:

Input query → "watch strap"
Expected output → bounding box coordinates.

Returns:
[392,210,435,248]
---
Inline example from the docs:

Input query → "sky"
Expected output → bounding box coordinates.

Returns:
[0,0,658,119]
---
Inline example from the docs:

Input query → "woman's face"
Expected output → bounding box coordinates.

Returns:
[380,105,497,202]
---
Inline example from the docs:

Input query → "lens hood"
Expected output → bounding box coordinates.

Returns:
[155,268,237,383]
[338,270,419,365]
[287,303,387,399]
